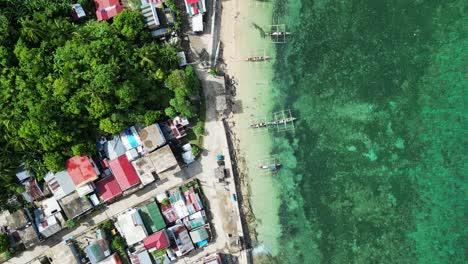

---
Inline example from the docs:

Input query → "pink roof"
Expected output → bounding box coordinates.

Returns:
[143,230,169,250]
[96,176,122,202]
[192,5,199,15]
[94,0,124,21]
[66,156,99,187]
[109,155,140,191]
[186,0,199,4]
[161,203,178,223]
[184,188,202,211]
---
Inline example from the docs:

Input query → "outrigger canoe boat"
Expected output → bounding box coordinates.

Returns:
[245,56,271,62]
[259,162,282,171]
[267,31,291,36]
[250,117,297,128]
[250,122,268,128]
[269,117,297,125]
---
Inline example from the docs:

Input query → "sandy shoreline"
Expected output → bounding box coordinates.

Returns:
[218,0,281,255]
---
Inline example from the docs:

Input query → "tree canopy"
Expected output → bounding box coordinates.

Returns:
[0,1,199,200]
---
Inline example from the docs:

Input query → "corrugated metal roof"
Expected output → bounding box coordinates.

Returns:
[143,230,169,250]
[189,227,208,243]
[141,3,160,29]
[109,155,140,191]
[96,176,123,202]
[104,137,126,160]
[45,171,76,200]
[138,202,166,234]
[85,242,106,264]
[66,156,99,187]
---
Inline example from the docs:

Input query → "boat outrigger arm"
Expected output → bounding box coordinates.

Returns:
[250,117,297,128]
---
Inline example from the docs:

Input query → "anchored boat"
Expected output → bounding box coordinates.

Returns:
[268,117,297,125]
[259,162,282,171]
[267,31,291,36]
[250,122,268,128]
[249,117,297,128]
[245,55,271,62]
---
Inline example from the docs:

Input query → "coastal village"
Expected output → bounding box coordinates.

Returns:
[0,0,247,264]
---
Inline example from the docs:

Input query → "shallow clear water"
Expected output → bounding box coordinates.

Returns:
[256,1,467,263]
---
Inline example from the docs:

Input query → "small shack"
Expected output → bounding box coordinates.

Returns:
[34,209,62,238]
[214,166,225,182]
[167,225,194,257]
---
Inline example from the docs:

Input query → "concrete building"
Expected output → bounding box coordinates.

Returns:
[115,208,147,246]
[147,145,180,177]
[58,192,93,219]
[138,124,166,153]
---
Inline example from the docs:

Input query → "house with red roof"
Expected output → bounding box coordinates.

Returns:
[109,155,140,191]
[143,229,170,250]
[66,156,100,187]
[96,176,123,202]
[94,0,124,21]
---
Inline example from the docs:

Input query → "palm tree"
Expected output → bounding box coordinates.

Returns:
[19,16,45,43]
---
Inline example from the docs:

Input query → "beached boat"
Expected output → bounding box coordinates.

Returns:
[245,56,271,62]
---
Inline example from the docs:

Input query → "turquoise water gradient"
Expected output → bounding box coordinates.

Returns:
[259,1,467,263]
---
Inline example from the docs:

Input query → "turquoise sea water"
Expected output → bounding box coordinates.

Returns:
[261,1,467,263]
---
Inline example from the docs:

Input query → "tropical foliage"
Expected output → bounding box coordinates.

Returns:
[0,1,200,205]
[0,233,9,253]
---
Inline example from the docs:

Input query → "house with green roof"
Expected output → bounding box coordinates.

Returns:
[138,201,166,234]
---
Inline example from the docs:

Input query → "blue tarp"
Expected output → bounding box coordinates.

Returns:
[125,128,138,148]
[196,240,208,248]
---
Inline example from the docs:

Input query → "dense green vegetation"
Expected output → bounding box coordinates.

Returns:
[0,1,199,204]
[0,233,9,254]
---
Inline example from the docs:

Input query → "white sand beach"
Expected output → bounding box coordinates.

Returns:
[219,0,282,255]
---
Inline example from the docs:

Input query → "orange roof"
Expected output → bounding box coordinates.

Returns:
[66,156,99,187]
